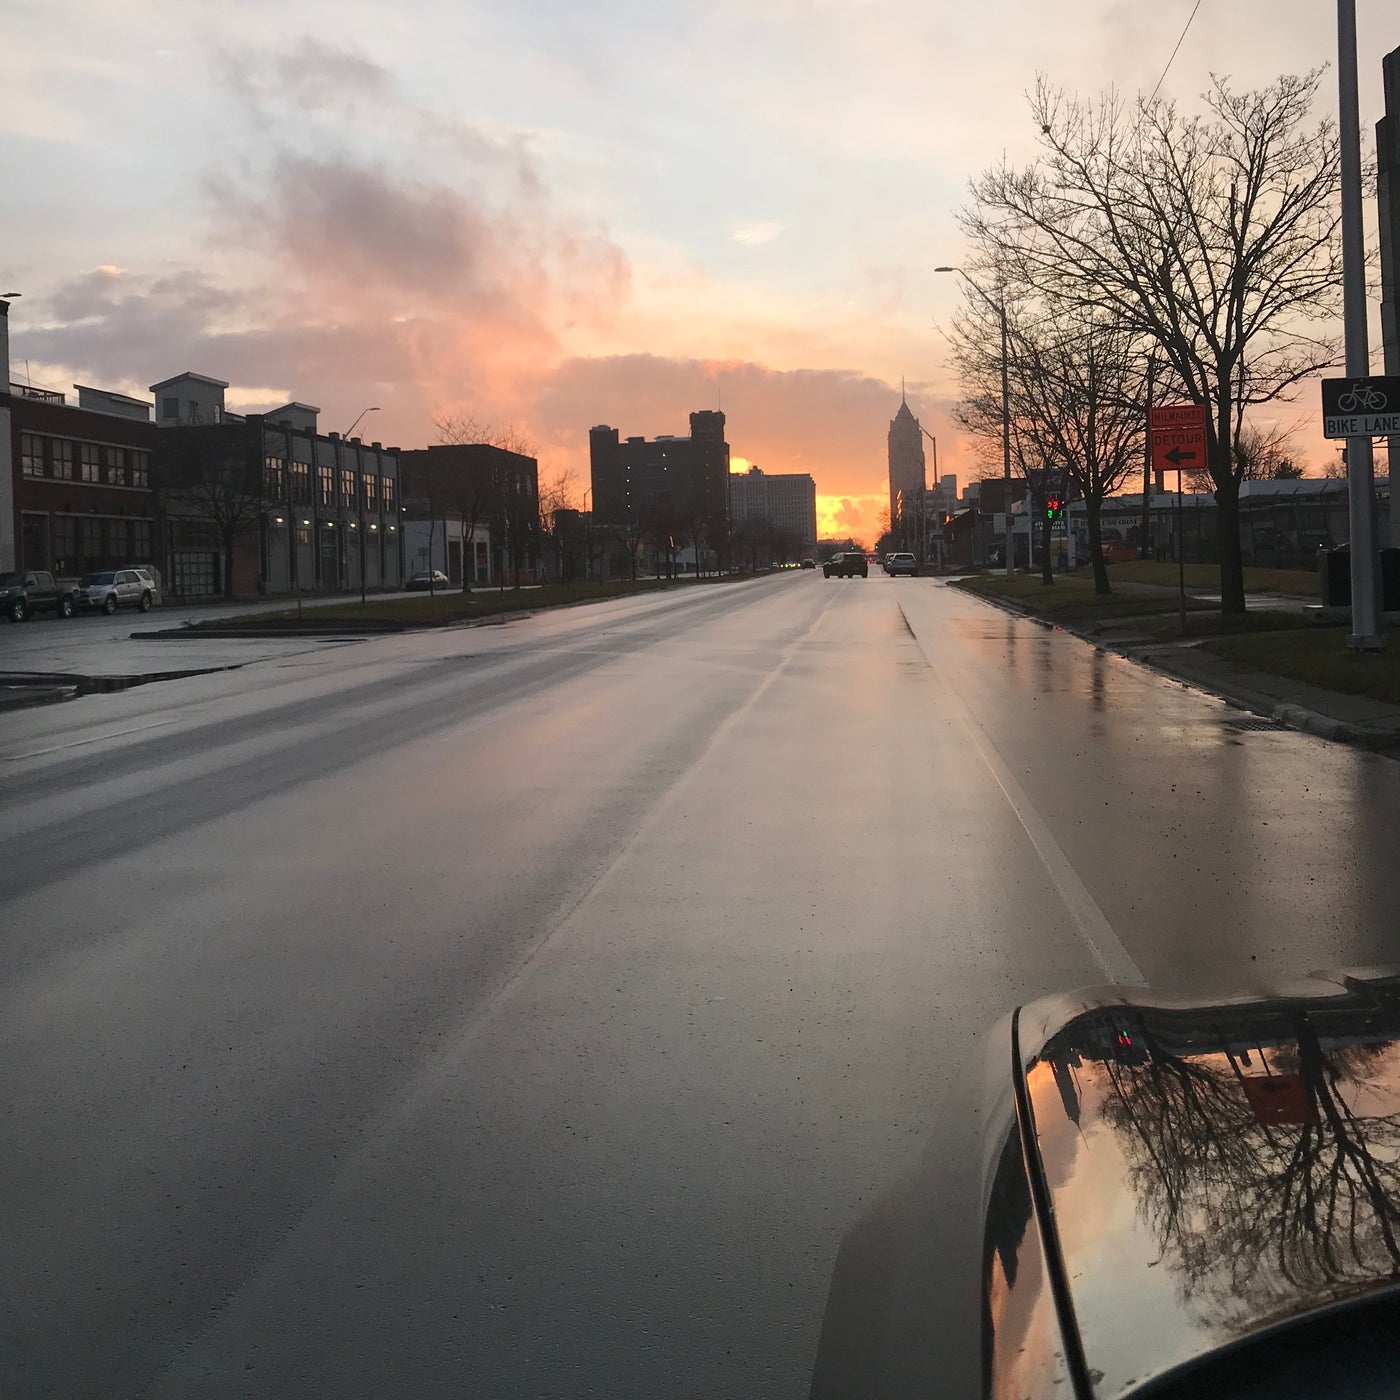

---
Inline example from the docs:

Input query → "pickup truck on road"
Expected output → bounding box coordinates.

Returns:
[0,570,80,622]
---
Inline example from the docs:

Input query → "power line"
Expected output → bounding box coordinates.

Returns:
[1148,0,1204,106]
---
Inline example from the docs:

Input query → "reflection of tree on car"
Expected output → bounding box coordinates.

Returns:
[1094,1012,1400,1331]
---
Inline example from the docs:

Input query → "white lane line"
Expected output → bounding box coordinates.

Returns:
[900,599,1147,987]
[2,719,177,761]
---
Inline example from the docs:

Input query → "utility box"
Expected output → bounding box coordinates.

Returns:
[1319,547,1400,608]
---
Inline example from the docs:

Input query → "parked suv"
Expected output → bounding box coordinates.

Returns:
[78,568,158,615]
[0,570,80,621]
[887,552,917,576]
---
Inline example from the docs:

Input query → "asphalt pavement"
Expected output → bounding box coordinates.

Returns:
[3,571,1398,1398]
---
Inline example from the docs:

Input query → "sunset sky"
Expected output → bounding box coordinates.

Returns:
[4,1,1396,545]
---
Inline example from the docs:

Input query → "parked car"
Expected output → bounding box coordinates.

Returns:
[0,569,80,621]
[811,966,1400,1399]
[405,570,450,592]
[77,568,157,614]
[800,557,816,570]
[887,552,917,576]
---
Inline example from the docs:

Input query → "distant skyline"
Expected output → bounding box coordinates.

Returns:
[4,1,1395,545]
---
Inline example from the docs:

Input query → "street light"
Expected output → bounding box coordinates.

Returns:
[937,265,1014,579]
[342,405,380,441]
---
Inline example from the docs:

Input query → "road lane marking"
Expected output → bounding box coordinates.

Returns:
[898,600,1147,987]
[2,719,177,761]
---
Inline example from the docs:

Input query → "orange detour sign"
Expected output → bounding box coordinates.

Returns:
[1150,403,1207,475]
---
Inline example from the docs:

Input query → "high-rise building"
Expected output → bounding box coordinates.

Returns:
[888,392,925,534]
[589,410,729,528]
[729,465,818,550]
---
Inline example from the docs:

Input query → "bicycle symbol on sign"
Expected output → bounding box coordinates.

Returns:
[1338,382,1389,413]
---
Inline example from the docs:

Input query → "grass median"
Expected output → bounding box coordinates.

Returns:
[1103,560,1319,596]
[950,571,1217,623]
[193,576,738,630]
[1201,626,1400,705]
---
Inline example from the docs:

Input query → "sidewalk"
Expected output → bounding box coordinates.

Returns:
[960,580,1400,754]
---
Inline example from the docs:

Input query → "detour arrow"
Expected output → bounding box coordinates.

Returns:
[1165,446,1197,467]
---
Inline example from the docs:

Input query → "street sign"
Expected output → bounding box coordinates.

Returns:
[1320,375,1400,438]
[1149,402,1207,475]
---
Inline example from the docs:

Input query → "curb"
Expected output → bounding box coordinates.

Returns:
[0,664,244,699]
[953,583,1400,755]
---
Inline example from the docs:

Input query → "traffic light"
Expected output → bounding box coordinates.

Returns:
[1045,495,1064,522]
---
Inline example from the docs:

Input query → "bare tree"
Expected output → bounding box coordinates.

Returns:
[537,467,579,584]
[153,427,266,599]
[964,71,1345,612]
[1186,420,1306,491]
[428,412,505,592]
[962,295,1149,594]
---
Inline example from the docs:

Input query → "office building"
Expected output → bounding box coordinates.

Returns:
[729,465,818,551]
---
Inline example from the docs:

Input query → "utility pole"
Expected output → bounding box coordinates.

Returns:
[1140,354,1155,558]
[1378,45,1400,547]
[1339,0,1384,649]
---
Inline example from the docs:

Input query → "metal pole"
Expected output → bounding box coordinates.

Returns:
[1178,469,1186,629]
[1339,0,1384,648]
[1001,300,1013,578]
[1141,355,1155,558]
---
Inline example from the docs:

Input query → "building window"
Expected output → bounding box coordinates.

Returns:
[130,450,149,489]
[381,475,395,508]
[106,518,132,560]
[318,464,335,507]
[264,456,285,499]
[52,516,77,573]
[291,461,310,504]
[106,447,129,487]
[132,520,152,560]
[79,442,101,482]
[341,467,357,507]
[162,397,179,421]
[52,440,75,481]
[79,518,102,572]
[363,472,377,507]
[21,433,44,477]
[296,525,311,547]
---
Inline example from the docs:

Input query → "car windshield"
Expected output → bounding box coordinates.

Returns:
[80,573,116,586]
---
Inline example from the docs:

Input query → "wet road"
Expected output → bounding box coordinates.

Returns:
[3,571,1399,1398]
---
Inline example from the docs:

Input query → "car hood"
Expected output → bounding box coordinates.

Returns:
[1015,967,1400,1399]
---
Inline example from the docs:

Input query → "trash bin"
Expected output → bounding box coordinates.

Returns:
[1384,549,1400,611]
[1320,546,1350,606]
[1321,547,1400,610]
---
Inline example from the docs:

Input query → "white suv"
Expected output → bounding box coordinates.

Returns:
[78,567,158,615]
[887,552,918,576]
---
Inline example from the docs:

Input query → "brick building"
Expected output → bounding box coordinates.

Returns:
[2,299,159,575]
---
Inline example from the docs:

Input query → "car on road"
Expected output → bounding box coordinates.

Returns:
[824,552,868,579]
[77,568,158,614]
[405,570,451,592]
[811,966,1400,1399]
[886,552,917,576]
[800,557,816,570]
[0,569,80,621]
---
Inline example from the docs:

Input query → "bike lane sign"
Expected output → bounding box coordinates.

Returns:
[1321,375,1400,438]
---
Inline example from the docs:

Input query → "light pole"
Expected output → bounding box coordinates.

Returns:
[937,265,1013,578]
[1337,0,1384,650]
[342,406,380,441]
